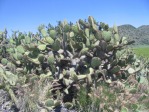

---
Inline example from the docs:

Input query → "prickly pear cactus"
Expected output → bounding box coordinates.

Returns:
[0,16,148,112]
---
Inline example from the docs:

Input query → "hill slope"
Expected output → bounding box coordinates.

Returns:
[118,25,149,45]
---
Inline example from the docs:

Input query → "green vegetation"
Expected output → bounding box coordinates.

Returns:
[133,46,149,58]
[0,16,149,112]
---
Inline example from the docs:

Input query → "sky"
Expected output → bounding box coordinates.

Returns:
[0,0,149,35]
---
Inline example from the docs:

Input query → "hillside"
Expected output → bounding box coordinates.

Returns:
[118,24,149,45]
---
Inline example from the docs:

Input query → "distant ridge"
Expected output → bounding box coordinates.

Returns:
[118,24,149,45]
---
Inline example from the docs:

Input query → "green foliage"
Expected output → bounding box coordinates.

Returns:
[133,46,149,58]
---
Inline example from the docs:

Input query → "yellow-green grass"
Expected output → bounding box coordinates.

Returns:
[133,45,149,58]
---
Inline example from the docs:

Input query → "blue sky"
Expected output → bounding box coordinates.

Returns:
[0,0,149,35]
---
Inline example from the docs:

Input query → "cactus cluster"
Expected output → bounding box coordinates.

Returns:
[0,16,149,112]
